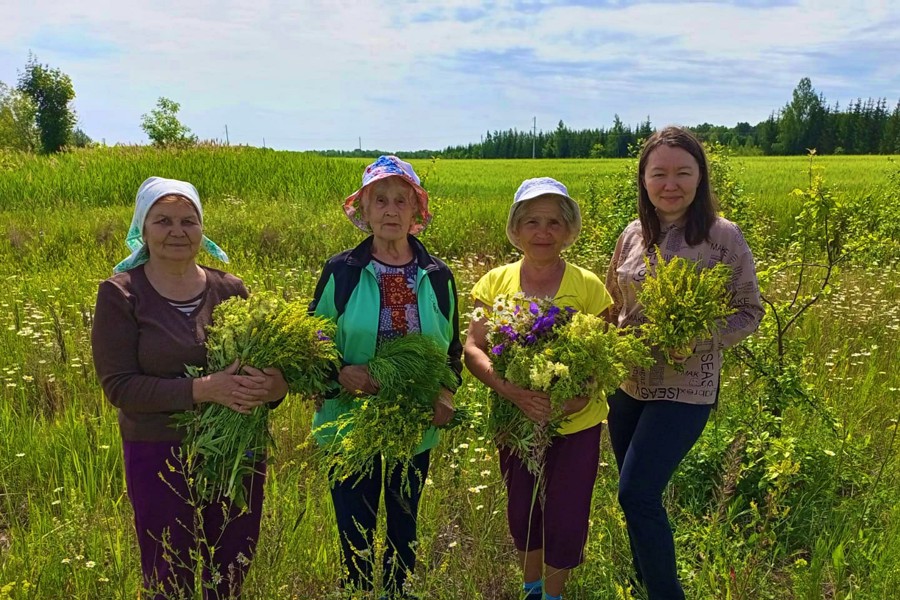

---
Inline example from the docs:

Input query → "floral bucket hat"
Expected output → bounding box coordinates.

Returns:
[343,155,432,234]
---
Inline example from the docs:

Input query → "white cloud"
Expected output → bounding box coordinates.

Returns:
[1,0,897,149]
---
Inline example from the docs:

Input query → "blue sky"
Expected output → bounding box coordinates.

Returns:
[1,0,897,151]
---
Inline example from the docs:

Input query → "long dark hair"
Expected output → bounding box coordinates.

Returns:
[637,126,718,247]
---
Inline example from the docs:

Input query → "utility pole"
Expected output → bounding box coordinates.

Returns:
[225,125,229,145]
[358,136,361,150]
[532,116,536,159]
[262,137,266,148]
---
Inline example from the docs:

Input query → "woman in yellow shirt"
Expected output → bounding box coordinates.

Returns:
[464,177,612,600]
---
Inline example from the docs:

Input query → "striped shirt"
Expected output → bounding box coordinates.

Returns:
[166,291,205,316]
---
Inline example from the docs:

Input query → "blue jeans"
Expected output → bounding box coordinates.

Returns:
[607,389,712,600]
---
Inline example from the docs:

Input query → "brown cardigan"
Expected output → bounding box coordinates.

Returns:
[91,264,247,441]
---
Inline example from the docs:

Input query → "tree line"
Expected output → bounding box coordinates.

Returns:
[434,79,900,159]
[2,58,898,158]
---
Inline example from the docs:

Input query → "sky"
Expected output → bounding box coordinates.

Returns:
[1,0,898,151]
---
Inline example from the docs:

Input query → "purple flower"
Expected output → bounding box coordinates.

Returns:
[524,334,536,345]
[547,305,561,317]
[316,330,332,342]
[491,344,505,355]
[529,301,540,316]
[531,312,559,336]
[499,324,519,341]
[564,306,577,315]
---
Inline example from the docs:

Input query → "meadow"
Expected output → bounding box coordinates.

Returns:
[0,146,898,599]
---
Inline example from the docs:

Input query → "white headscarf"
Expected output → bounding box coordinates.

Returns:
[113,176,229,273]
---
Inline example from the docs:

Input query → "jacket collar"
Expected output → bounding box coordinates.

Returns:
[345,234,439,273]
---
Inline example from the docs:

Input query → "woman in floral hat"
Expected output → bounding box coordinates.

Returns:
[464,177,613,600]
[309,155,462,599]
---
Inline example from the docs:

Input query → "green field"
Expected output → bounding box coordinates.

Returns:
[0,147,898,599]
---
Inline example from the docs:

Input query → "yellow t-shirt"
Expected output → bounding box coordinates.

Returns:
[471,260,614,435]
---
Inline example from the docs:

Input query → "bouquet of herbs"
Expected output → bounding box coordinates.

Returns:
[177,292,340,508]
[638,247,735,371]
[324,333,461,488]
[478,294,651,474]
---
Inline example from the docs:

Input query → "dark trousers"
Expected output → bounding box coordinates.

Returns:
[330,451,430,597]
[606,389,712,600]
[498,423,602,568]
[123,440,265,600]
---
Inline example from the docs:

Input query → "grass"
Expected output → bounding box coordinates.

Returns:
[0,146,898,598]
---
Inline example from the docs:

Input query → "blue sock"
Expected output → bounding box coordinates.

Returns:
[523,580,542,598]
[544,594,562,600]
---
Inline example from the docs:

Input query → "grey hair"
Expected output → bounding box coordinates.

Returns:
[507,193,581,250]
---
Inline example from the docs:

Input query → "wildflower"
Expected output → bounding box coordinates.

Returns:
[85,561,96,568]
[638,248,734,370]
[481,295,651,474]
[175,292,340,508]
[324,334,462,489]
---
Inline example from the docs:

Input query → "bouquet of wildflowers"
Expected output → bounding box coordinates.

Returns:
[323,333,462,489]
[638,247,735,371]
[177,292,340,508]
[478,294,651,474]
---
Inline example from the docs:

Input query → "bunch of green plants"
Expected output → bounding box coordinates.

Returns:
[324,334,461,487]
[481,297,651,474]
[638,247,735,370]
[503,314,651,471]
[177,291,340,508]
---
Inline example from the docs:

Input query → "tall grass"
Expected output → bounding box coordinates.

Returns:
[0,147,897,598]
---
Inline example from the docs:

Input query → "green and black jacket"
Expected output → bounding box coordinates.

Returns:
[308,234,462,451]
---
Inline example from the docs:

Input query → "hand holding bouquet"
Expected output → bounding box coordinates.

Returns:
[177,292,341,508]
[479,294,651,474]
[324,334,462,488]
[638,247,735,370]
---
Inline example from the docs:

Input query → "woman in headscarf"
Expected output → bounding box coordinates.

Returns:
[91,176,287,599]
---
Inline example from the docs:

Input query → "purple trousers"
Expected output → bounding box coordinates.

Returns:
[498,423,602,569]
[123,440,265,600]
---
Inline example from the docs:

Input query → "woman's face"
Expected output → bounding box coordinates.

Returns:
[642,145,701,224]
[362,177,418,243]
[515,195,570,261]
[143,195,202,263]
